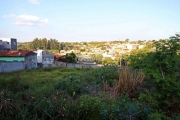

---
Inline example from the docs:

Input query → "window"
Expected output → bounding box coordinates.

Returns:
[14,42,16,45]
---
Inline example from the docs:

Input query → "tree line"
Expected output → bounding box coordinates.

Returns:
[18,38,74,51]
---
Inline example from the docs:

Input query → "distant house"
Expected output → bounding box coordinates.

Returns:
[0,38,17,50]
[55,54,66,62]
[102,52,115,60]
[0,50,37,72]
[34,50,54,68]
[123,44,139,51]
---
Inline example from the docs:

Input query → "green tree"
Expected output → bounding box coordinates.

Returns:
[41,38,48,50]
[30,38,42,49]
[80,48,85,52]
[17,44,27,50]
[48,38,59,50]
[96,54,103,64]
[125,38,129,43]
[90,54,96,62]
[102,57,114,65]
[65,52,77,63]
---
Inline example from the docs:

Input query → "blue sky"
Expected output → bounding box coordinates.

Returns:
[0,0,180,42]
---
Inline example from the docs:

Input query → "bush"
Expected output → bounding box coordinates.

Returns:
[101,95,152,120]
[74,95,106,120]
[148,112,171,120]
[65,52,77,63]
[126,34,180,117]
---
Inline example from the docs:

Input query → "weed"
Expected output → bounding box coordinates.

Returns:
[102,66,144,98]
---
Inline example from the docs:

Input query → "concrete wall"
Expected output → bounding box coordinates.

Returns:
[0,38,17,50]
[0,53,37,72]
[0,40,3,50]
[25,54,37,69]
[75,63,99,68]
[42,51,54,68]
[2,41,10,50]
[34,50,54,68]
[66,63,75,68]
[55,61,102,68]
[54,61,66,67]
[10,38,17,50]
[0,61,24,72]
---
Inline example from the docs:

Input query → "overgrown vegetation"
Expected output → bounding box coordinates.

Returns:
[1,34,180,119]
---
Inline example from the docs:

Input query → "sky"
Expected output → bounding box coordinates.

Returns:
[0,0,180,42]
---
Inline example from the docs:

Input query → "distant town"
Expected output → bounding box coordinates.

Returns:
[0,37,155,72]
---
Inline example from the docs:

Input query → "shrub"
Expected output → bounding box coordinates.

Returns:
[74,95,106,120]
[148,112,171,120]
[100,95,152,120]
[126,34,180,117]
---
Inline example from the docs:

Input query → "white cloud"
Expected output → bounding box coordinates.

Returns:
[3,14,16,18]
[14,14,48,26]
[28,0,40,4]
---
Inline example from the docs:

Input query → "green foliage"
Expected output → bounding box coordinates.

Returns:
[100,95,152,120]
[84,65,119,86]
[1,34,180,120]
[55,77,81,96]
[102,57,114,65]
[96,54,103,64]
[0,74,25,92]
[127,34,180,116]
[18,38,60,50]
[65,52,77,63]
[148,111,171,120]
[42,66,60,72]
[74,95,106,120]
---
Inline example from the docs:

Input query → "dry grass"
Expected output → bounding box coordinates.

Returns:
[0,90,20,117]
[103,66,145,98]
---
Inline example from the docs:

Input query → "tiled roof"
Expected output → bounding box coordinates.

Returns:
[0,50,36,57]
[54,54,65,60]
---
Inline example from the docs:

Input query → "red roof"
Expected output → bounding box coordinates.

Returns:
[54,54,65,60]
[0,50,36,57]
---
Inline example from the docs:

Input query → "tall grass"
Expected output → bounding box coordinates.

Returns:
[0,66,149,119]
[103,66,145,97]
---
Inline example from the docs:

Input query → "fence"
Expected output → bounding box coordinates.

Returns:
[0,61,103,73]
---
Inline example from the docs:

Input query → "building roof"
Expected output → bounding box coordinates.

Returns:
[0,50,36,57]
[54,54,65,61]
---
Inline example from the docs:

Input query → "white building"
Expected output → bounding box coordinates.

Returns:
[102,52,115,60]
[123,44,139,51]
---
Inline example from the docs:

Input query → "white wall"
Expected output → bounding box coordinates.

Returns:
[35,50,43,63]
